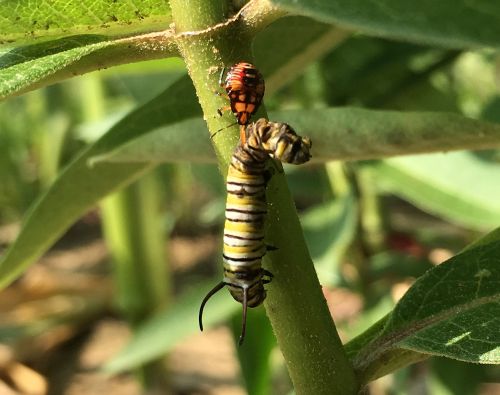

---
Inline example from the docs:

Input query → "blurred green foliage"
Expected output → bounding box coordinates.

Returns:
[1,1,499,394]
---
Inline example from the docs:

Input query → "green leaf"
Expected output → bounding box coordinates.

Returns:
[1,38,111,99]
[89,117,212,165]
[91,108,500,164]
[352,230,500,381]
[0,0,171,45]
[0,75,201,288]
[104,279,239,373]
[271,0,500,49]
[391,242,500,363]
[373,152,500,230]
[0,34,177,100]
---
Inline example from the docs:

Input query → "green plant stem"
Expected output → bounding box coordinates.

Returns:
[170,1,358,394]
[357,166,387,253]
[101,174,169,322]
[326,161,350,197]
[81,73,170,390]
[101,172,170,390]
[171,0,243,165]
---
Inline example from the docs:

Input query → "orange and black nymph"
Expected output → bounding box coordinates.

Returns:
[219,62,265,140]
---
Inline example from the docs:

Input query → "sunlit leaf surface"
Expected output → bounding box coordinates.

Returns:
[0,0,171,44]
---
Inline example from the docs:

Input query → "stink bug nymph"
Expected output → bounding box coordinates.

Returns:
[216,62,265,141]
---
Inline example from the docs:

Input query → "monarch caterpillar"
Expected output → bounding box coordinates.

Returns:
[218,62,265,142]
[199,118,312,345]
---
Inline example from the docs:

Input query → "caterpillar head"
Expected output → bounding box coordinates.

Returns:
[285,135,312,164]
[271,128,312,165]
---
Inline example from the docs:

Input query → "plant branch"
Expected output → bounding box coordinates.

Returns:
[169,1,358,394]
[1,31,179,99]
[239,0,289,33]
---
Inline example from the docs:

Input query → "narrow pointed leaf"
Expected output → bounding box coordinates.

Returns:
[373,152,500,230]
[0,75,201,288]
[91,108,500,164]
[271,0,500,49]
[0,0,171,45]
[0,33,177,100]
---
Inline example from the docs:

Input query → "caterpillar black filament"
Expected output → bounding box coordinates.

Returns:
[199,118,312,345]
